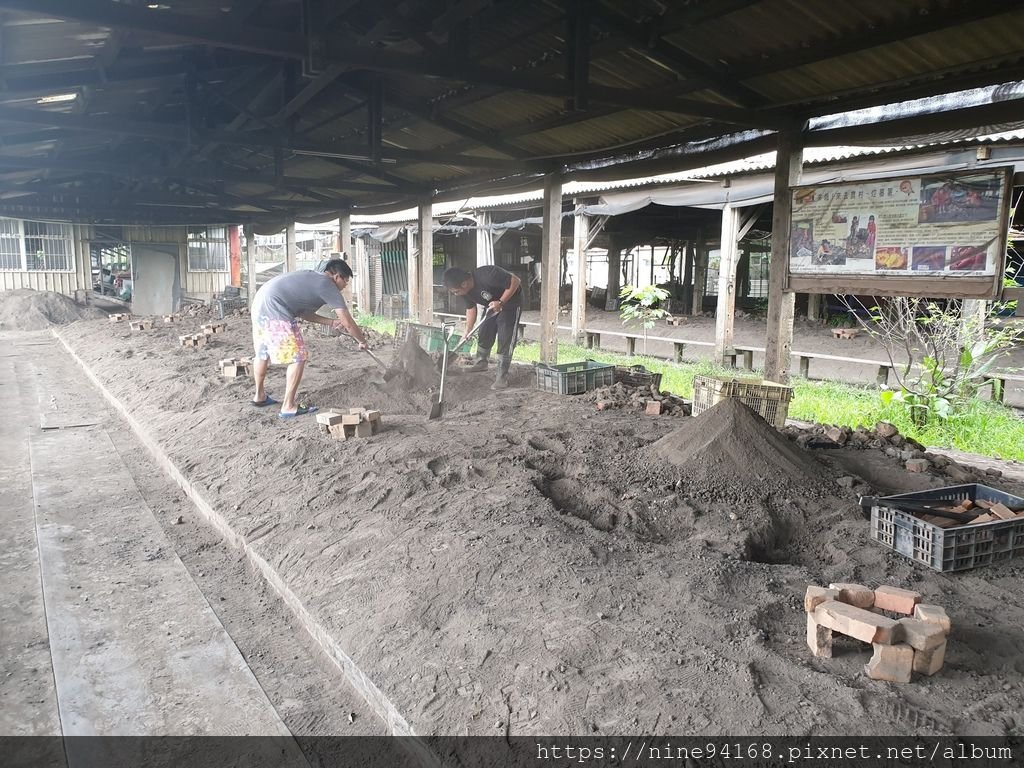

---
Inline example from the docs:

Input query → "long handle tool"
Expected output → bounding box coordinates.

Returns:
[428,323,455,420]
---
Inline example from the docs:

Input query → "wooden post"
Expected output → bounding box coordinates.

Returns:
[681,240,693,315]
[355,237,371,314]
[605,235,620,312]
[245,224,257,304]
[539,174,563,365]
[406,226,420,322]
[763,129,804,383]
[807,293,821,321]
[714,203,739,364]
[691,238,707,315]
[338,211,352,256]
[418,199,433,324]
[571,206,589,344]
[960,299,987,347]
[285,222,297,273]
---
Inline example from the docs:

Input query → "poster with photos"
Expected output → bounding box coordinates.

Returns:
[789,169,1008,279]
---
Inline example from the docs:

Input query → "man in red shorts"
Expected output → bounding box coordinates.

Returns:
[251,258,368,418]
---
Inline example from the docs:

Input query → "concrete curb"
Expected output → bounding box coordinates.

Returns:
[54,329,439,765]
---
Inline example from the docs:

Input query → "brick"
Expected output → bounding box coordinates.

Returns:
[828,582,875,609]
[974,499,994,509]
[355,420,374,438]
[896,618,946,651]
[596,401,612,411]
[645,401,663,416]
[905,458,930,473]
[349,407,366,415]
[806,613,832,658]
[163,315,176,323]
[804,585,839,613]
[315,411,346,427]
[327,423,350,441]
[824,426,847,445]
[865,642,914,683]
[968,513,995,524]
[989,503,1016,520]
[219,358,236,368]
[369,418,381,435]
[341,413,362,425]
[872,585,922,615]
[364,409,381,422]
[912,640,946,676]
[814,601,899,645]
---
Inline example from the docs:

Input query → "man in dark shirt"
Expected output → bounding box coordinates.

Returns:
[443,265,522,389]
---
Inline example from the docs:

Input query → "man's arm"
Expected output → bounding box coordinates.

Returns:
[464,305,478,344]
[331,308,369,348]
[299,311,332,326]
[488,273,521,314]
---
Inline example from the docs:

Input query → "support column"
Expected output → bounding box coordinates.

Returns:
[539,174,563,364]
[681,241,693,315]
[418,199,434,325]
[338,212,352,256]
[714,203,740,363]
[406,226,420,322]
[285,223,296,273]
[355,238,371,314]
[245,225,257,304]
[605,235,620,312]
[807,293,821,321]
[764,129,804,383]
[571,206,589,344]
[692,237,707,315]
[475,211,494,267]
[960,299,987,346]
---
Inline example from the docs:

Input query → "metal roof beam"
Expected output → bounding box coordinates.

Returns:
[0,0,307,58]
[728,0,1023,80]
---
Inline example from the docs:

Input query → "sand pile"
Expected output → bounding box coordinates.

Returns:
[651,398,834,500]
[0,289,106,331]
[385,339,438,392]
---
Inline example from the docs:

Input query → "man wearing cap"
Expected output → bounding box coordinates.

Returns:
[251,258,368,418]
[443,265,522,390]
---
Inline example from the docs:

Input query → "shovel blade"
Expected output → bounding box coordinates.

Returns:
[428,396,444,420]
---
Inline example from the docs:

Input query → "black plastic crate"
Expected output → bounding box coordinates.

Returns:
[866,484,1024,572]
[613,364,663,392]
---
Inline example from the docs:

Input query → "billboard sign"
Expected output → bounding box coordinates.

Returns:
[786,167,1012,298]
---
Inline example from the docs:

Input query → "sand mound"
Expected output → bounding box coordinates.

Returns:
[650,398,834,499]
[0,289,106,331]
[385,339,438,392]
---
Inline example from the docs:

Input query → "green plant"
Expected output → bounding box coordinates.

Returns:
[619,284,670,354]
[845,297,1022,426]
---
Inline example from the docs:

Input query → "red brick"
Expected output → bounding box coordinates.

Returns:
[873,585,922,615]
[913,604,950,634]
[905,458,930,473]
[896,618,945,651]
[806,613,832,658]
[865,642,913,683]
[804,585,839,613]
[912,640,946,676]
[814,601,899,645]
[645,401,663,416]
[828,582,874,609]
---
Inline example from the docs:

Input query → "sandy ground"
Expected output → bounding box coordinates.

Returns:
[48,310,1024,739]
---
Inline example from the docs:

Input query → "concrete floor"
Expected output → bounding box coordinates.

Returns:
[0,332,316,764]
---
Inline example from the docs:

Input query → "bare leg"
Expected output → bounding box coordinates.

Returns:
[253,358,270,403]
[281,360,306,414]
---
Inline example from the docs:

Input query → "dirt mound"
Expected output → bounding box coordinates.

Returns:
[385,340,438,392]
[650,398,834,500]
[0,289,106,331]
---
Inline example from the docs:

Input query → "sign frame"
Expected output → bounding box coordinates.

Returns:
[784,166,1013,300]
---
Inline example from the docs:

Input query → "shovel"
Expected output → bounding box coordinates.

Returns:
[453,308,495,362]
[428,322,455,420]
[335,327,399,380]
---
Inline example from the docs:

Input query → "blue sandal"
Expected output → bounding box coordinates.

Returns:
[252,395,278,407]
[279,405,318,419]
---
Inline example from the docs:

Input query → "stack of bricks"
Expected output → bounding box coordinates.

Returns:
[665,316,684,327]
[202,321,227,335]
[831,328,861,339]
[967,498,1024,525]
[129,319,154,331]
[109,313,129,323]
[179,333,207,348]
[218,357,252,377]
[805,583,950,683]
[316,407,382,440]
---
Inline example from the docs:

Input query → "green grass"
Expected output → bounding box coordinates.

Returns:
[358,316,1024,461]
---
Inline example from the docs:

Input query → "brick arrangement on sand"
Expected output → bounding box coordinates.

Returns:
[805,583,951,683]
